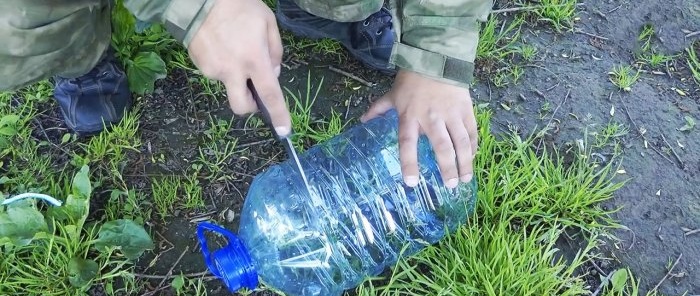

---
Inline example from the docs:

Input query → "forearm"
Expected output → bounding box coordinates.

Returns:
[390,0,492,87]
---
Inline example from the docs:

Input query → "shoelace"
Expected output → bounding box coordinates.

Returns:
[362,9,393,36]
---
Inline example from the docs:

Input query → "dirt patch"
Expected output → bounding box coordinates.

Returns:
[126,1,700,295]
[477,1,700,294]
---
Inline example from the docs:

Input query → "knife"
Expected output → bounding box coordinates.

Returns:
[246,79,312,194]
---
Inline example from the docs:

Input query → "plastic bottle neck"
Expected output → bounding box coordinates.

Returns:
[197,223,258,292]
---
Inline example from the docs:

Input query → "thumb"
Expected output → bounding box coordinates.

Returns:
[361,96,394,123]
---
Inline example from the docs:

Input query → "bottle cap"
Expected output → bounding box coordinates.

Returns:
[197,222,258,292]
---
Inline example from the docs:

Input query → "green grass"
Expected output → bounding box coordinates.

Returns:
[0,220,136,295]
[518,44,538,62]
[285,73,348,151]
[150,174,205,220]
[151,176,181,220]
[593,121,629,150]
[171,275,208,296]
[687,42,700,87]
[638,24,655,52]
[78,107,141,174]
[282,33,345,62]
[609,65,640,92]
[633,24,676,70]
[476,14,526,87]
[477,15,524,63]
[195,115,240,182]
[260,0,345,63]
[533,0,578,32]
[182,174,205,210]
[352,108,627,295]
[638,52,675,69]
[1,59,152,296]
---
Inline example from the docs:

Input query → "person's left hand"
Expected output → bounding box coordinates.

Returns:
[360,69,478,189]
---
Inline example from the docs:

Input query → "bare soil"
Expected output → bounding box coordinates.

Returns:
[480,0,700,294]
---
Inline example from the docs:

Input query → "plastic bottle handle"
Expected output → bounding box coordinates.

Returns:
[197,222,241,278]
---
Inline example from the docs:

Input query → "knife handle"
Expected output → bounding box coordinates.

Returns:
[247,79,289,140]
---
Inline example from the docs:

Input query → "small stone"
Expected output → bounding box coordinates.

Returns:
[225,209,236,223]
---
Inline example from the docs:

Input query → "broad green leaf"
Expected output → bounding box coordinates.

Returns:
[0,126,17,136]
[127,52,166,95]
[610,268,628,292]
[68,257,99,288]
[171,274,185,291]
[0,205,48,246]
[47,165,93,228]
[46,193,89,230]
[72,165,92,198]
[94,219,154,260]
[0,114,19,126]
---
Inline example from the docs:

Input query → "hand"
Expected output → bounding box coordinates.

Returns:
[187,0,292,136]
[361,70,478,189]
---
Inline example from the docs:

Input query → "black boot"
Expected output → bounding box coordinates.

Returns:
[275,0,396,73]
[53,49,132,136]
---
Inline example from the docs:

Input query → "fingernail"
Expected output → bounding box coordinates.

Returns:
[446,178,459,188]
[460,174,473,183]
[405,176,419,187]
[275,126,290,137]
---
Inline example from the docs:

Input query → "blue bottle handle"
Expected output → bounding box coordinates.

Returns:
[197,222,239,278]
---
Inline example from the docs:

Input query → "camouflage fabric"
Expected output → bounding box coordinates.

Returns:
[0,0,112,91]
[0,0,489,91]
[0,0,213,91]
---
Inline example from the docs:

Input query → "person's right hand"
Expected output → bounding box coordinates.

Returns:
[187,0,292,136]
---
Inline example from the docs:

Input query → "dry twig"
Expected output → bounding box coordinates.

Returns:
[135,271,212,280]
[685,228,700,237]
[660,134,684,169]
[575,30,610,40]
[649,253,682,295]
[328,66,375,87]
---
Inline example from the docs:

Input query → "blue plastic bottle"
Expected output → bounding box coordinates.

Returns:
[197,109,477,296]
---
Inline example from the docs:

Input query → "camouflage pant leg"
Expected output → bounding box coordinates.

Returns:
[0,0,113,91]
[293,0,384,22]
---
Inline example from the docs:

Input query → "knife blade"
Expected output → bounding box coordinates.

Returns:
[246,79,312,193]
